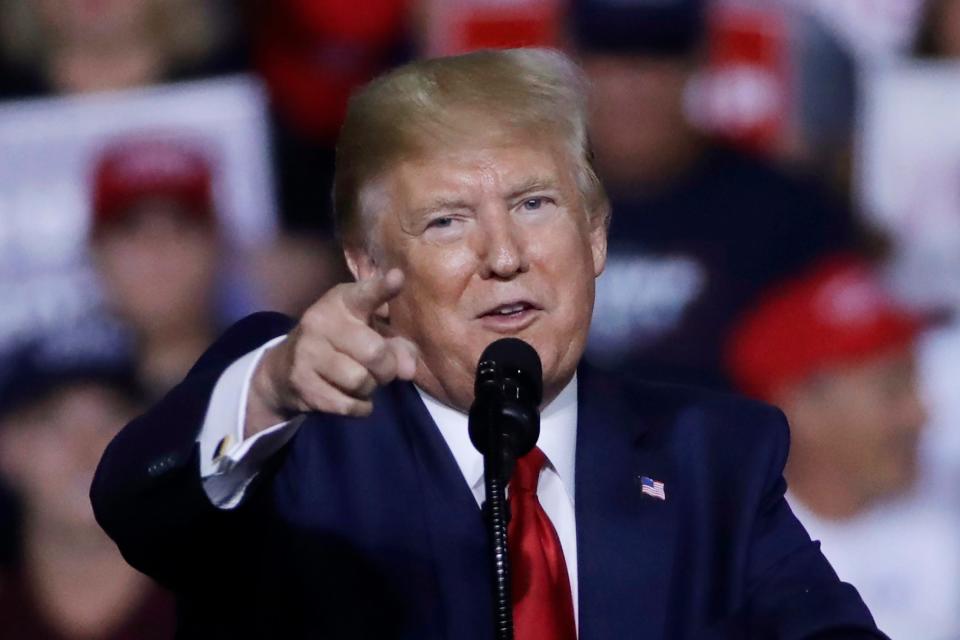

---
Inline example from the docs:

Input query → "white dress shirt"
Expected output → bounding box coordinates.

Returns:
[196,338,580,625]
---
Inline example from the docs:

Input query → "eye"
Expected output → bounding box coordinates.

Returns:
[522,197,546,211]
[426,216,454,229]
[422,215,467,240]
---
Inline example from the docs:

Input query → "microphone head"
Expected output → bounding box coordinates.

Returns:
[475,337,543,406]
[470,337,543,464]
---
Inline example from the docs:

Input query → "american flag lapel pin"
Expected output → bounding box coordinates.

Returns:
[639,475,666,501]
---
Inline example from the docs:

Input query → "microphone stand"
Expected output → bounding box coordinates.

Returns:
[469,339,542,640]
[481,404,516,640]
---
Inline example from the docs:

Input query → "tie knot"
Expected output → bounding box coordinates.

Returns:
[512,447,547,494]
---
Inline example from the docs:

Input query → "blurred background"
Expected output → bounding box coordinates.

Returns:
[1,0,959,637]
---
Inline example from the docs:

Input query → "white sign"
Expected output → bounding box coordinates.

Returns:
[782,0,925,60]
[0,75,277,350]
[857,63,960,311]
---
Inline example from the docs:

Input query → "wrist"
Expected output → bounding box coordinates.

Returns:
[244,356,291,439]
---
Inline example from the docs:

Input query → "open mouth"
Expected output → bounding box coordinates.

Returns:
[477,301,543,333]
[480,300,541,318]
[483,302,536,318]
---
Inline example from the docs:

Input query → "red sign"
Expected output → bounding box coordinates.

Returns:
[692,2,791,154]
[422,0,565,57]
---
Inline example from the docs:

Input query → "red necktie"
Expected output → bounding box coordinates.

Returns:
[508,447,577,640]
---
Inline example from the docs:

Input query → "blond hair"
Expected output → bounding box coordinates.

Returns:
[333,48,610,247]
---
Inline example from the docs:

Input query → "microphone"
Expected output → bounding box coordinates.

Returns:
[468,337,542,481]
[469,338,543,639]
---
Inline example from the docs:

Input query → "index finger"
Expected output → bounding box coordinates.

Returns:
[342,268,405,319]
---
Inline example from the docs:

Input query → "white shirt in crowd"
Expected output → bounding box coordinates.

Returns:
[788,484,960,640]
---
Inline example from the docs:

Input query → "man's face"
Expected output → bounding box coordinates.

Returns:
[787,347,927,505]
[582,53,698,189]
[94,200,219,334]
[38,0,152,44]
[351,141,607,411]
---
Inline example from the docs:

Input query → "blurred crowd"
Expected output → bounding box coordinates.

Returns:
[1,0,960,637]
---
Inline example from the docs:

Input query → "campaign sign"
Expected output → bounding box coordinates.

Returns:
[0,75,276,351]
[857,63,960,311]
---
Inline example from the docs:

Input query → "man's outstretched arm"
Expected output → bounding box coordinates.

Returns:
[90,311,296,589]
[91,270,418,588]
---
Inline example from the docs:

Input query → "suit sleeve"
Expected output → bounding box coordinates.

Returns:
[89,311,296,590]
[737,407,889,640]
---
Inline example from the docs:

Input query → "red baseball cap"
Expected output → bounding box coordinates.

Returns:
[726,254,924,401]
[91,136,214,231]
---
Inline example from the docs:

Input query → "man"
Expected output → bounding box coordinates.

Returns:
[91,49,884,638]
[0,322,174,638]
[726,255,960,639]
[89,136,225,400]
[572,0,858,389]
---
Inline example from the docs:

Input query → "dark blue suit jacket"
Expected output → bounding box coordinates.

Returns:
[91,313,885,639]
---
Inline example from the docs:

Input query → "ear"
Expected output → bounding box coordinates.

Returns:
[589,216,608,278]
[343,244,379,282]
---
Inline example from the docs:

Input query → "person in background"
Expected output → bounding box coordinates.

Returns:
[249,0,411,233]
[726,254,960,640]
[244,0,411,311]
[249,232,348,319]
[0,0,244,99]
[0,323,174,639]
[573,0,860,389]
[89,136,224,400]
[914,0,960,58]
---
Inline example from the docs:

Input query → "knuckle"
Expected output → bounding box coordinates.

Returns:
[359,338,388,364]
[372,351,398,382]
[287,370,312,401]
[299,307,325,331]
[346,368,373,395]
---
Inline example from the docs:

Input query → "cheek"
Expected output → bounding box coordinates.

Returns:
[393,246,476,314]
[535,223,598,295]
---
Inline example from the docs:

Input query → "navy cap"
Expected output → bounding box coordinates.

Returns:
[571,0,706,56]
[0,319,141,421]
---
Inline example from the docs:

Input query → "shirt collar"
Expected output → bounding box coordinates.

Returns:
[417,374,579,502]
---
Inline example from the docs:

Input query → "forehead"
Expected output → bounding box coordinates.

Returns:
[389,142,574,203]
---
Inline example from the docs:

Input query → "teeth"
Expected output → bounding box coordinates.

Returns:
[496,304,525,315]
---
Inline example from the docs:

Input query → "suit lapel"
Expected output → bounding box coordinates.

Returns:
[392,382,493,640]
[575,369,681,639]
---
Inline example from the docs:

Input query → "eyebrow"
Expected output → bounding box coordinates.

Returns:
[409,176,562,219]
[410,197,474,219]
[504,177,560,201]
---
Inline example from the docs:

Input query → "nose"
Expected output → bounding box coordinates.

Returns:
[476,207,529,280]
